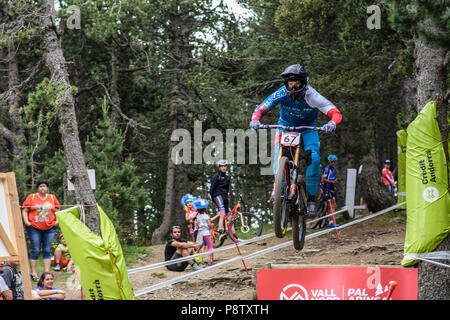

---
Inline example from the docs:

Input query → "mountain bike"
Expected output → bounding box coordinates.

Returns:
[310,190,332,229]
[210,195,263,248]
[259,124,323,251]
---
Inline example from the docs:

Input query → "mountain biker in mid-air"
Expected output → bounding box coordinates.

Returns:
[249,64,342,216]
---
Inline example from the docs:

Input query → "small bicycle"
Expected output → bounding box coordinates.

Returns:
[210,195,263,248]
[258,124,323,251]
[310,190,332,229]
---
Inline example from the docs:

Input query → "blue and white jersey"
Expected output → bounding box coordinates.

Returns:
[252,85,336,127]
[321,165,337,193]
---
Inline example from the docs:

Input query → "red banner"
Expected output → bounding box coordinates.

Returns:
[257,267,417,300]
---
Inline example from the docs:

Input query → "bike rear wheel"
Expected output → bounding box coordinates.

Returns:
[273,156,291,238]
[212,225,227,248]
[311,198,328,229]
[229,212,263,240]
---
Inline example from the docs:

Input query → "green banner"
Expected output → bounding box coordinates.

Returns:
[402,101,450,267]
[396,129,407,209]
[56,205,135,300]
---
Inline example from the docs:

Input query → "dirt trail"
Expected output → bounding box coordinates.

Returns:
[127,211,406,300]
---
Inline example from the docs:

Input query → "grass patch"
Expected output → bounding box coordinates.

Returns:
[374,209,407,227]
[122,245,152,266]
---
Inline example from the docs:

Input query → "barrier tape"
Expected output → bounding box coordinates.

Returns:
[133,202,406,297]
[403,251,450,268]
[128,206,360,275]
[127,232,277,275]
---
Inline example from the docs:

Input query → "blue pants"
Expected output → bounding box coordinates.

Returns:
[273,129,321,197]
[26,226,56,260]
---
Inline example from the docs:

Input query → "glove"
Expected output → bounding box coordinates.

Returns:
[321,121,336,133]
[250,120,261,130]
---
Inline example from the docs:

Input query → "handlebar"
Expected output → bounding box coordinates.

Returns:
[258,124,323,131]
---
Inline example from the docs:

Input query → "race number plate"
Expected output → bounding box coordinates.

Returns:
[280,132,301,147]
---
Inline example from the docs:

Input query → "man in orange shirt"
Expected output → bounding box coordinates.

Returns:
[382,160,396,194]
[22,179,60,281]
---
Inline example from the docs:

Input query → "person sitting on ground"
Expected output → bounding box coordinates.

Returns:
[53,234,74,272]
[164,226,202,272]
[194,198,214,265]
[33,272,66,300]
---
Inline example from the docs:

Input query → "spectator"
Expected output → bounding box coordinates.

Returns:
[164,226,202,272]
[320,154,339,214]
[1,261,24,300]
[182,194,199,241]
[193,198,214,265]
[0,262,13,300]
[21,179,60,281]
[382,160,396,194]
[33,272,65,300]
[53,234,74,272]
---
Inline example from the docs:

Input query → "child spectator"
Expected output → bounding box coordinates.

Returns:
[182,194,199,241]
[320,154,339,213]
[194,198,214,265]
[53,234,74,272]
[34,272,65,300]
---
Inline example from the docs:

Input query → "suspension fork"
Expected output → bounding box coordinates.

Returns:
[290,147,301,197]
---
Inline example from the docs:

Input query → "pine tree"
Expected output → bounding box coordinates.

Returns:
[85,97,147,242]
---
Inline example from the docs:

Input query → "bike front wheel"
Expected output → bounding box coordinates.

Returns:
[273,156,291,238]
[229,212,263,241]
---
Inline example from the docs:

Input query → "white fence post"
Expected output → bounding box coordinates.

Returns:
[345,168,357,218]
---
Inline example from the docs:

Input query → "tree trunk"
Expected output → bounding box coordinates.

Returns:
[401,78,416,121]
[40,0,100,236]
[151,10,192,244]
[0,7,27,172]
[414,19,447,112]
[414,17,449,300]
[151,98,189,244]
[150,117,178,244]
[358,126,396,213]
[110,35,121,125]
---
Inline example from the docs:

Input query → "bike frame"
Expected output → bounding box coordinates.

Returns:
[260,124,322,206]
[210,196,247,239]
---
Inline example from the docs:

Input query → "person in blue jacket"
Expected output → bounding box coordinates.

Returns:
[250,64,342,216]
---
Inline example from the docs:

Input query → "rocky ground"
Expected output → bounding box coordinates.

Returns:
[128,210,407,300]
[52,209,407,300]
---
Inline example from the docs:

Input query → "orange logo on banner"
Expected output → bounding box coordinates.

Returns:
[257,267,417,300]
